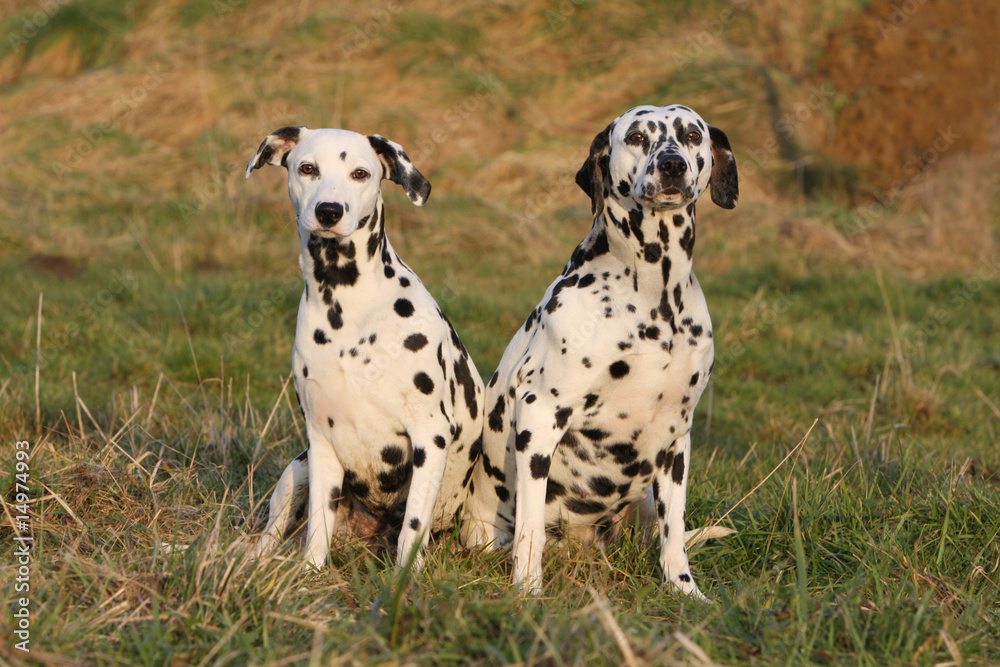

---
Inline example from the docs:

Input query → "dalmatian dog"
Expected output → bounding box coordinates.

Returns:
[245,127,484,571]
[461,105,738,599]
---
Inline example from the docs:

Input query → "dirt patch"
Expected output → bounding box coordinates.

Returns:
[25,253,82,277]
[818,0,1000,187]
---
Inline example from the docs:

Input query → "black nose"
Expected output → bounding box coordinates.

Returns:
[658,154,687,178]
[315,202,344,227]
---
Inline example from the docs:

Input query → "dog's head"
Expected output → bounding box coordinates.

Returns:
[575,105,738,217]
[245,127,431,237]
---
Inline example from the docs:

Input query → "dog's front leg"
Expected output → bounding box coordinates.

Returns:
[303,434,345,569]
[395,429,449,572]
[259,449,309,556]
[511,406,560,595]
[653,432,707,600]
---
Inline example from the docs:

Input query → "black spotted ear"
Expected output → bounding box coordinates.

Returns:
[708,126,739,209]
[574,122,614,218]
[245,126,306,179]
[367,135,432,206]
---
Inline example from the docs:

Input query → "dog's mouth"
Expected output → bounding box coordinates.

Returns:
[309,228,344,238]
[638,185,692,209]
[302,220,354,238]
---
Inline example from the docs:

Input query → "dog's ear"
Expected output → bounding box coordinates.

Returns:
[708,126,739,209]
[574,122,614,217]
[367,135,432,206]
[244,126,306,179]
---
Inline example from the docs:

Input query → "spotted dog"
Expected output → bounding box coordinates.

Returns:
[461,105,738,598]
[245,127,484,570]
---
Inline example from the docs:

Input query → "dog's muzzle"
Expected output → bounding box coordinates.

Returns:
[636,152,694,206]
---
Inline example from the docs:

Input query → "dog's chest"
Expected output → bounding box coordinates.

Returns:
[536,273,715,524]
[291,282,434,498]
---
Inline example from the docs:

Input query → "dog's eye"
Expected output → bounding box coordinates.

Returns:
[686,130,702,143]
[351,168,370,181]
[298,163,315,175]
[627,131,645,144]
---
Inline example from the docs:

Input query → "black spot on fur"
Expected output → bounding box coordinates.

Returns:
[584,394,599,409]
[545,479,566,503]
[529,454,551,479]
[656,449,674,473]
[578,273,596,289]
[378,463,412,494]
[609,360,630,379]
[453,354,479,419]
[589,475,616,497]
[414,372,434,394]
[327,303,344,330]
[672,452,685,484]
[545,274,579,314]
[495,484,510,502]
[580,428,609,442]
[690,372,700,386]
[608,443,638,464]
[623,459,654,478]
[644,243,661,263]
[482,453,506,483]
[515,429,532,452]
[488,395,506,432]
[409,517,421,531]
[628,208,645,245]
[566,498,606,515]
[679,224,695,259]
[343,469,369,499]
[404,333,428,351]
[523,307,538,333]
[413,447,426,468]
[308,236,359,288]
[555,407,573,428]
[433,435,446,449]
[394,298,415,317]
[381,445,405,466]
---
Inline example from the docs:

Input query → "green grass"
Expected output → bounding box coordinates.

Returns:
[2,191,998,664]
[2,0,999,664]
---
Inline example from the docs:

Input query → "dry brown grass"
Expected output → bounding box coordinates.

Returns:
[1,1,997,278]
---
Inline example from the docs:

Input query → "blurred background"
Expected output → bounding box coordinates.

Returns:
[1,0,998,457]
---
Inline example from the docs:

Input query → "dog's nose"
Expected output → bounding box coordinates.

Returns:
[658,154,687,178]
[315,202,344,227]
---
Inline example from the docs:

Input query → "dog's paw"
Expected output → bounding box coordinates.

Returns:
[668,572,711,602]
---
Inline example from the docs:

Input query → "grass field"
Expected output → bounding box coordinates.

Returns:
[1,1,999,664]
